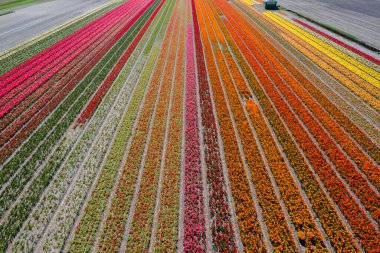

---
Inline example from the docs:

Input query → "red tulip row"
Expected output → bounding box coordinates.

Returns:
[0,6,141,149]
[191,0,237,251]
[96,5,176,251]
[183,22,207,252]
[293,19,380,65]
[0,0,146,111]
[153,5,185,250]
[223,6,380,215]
[76,0,165,125]
[215,1,380,251]
[210,1,359,251]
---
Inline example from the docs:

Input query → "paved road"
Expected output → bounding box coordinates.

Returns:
[277,0,380,49]
[0,0,112,53]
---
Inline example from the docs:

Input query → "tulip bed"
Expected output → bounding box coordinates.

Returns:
[0,0,379,252]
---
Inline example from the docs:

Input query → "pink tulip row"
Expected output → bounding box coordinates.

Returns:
[0,0,148,120]
[0,1,154,163]
[183,23,206,252]
[76,0,163,125]
[191,0,237,251]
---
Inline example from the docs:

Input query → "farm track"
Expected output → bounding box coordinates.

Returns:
[0,0,379,252]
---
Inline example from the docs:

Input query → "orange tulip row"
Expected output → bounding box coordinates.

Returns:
[273,26,380,111]
[213,1,380,251]
[124,8,181,252]
[153,3,185,251]
[96,5,177,251]
[228,7,380,173]
[222,6,380,223]
[234,1,380,146]
[198,0,298,251]
[195,0,266,251]
[204,1,329,251]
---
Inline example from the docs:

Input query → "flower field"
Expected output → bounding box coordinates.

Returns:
[0,0,379,252]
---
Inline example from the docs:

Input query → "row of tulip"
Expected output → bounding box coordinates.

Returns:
[0,5,164,249]
[226,5,380,169]
[207,1,330,251]
[0,0,156,166]
[22,3,168,251]
[1,0,150,136]
[201,1,300,251]
[95,3,176,251]
[9,32,144,251]
[216,2,361,251]
[265,13,380,112]
[0,3,159,225]
[0,1,119,75]
[0,0,144,102]
[183,22,207,252]
[152,3,185,249]
[265,13,380,85]
[225,6,380,215]
[236,1,380,143]
[195,0,266,251]
[191,0,237,251]
[292,19,380,66]
[76,0,166,125]
[0,8,136,149]
[0,3,160,236]
[124,4,179,251]
[217,2,380,251]
[67,2,174,252]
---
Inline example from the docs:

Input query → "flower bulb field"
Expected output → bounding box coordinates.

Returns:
[0,0,379,252]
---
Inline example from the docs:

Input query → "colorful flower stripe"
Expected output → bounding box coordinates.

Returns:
[293,19,380,66]
[0,2,159,194]
[0,0,140,95]
[67,3,174,251]
[153,2,184,249]
[201,1,298,251]
[266,16,380,111]
[265,14,380,100]
[196,0,266,251]
[124,4,178,251]
[76,0,165,125]
[224,6,380,195]
[191,0,237,251]
[0,8,138,148]
[220,10,380,253]
[214,2,360,252]
[96,4,176,251]
[183,22,207,252]
[265,12,380,87]
[232,10,380,166]
[0,0,150,119]
[207,1,328,251]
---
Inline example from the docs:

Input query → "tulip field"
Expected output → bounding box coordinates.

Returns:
[0,0,379,252]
